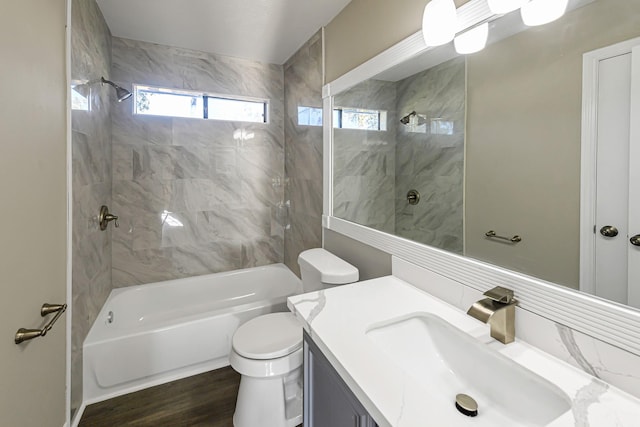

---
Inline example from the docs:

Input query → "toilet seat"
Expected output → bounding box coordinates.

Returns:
[232,312,302,360]
[230,346,303,378]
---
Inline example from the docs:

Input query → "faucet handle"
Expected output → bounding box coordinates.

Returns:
[483,286,514,304]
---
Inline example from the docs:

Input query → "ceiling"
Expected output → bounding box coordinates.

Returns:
[96,0,352,65]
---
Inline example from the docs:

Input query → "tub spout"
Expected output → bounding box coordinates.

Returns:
[467,286,517,344]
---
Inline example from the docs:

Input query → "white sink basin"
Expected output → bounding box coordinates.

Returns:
[366,313,571,426]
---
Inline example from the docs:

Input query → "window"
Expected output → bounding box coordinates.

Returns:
[134,85,268,123]
[430,118,454,135]
[297,106,323,126]
[71,82,90,111]
[296,105,387,131]
[335,108,387,131]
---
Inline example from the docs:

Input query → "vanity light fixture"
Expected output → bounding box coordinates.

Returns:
[521,0,569,26]
[454,22,489,55]
[487,0,529,14]
[423,0,569,53]
[422,0,458,47]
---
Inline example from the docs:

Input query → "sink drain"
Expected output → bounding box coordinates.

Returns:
[455,393,478,417]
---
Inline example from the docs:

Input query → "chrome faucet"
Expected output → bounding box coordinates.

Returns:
[467,286,518,344]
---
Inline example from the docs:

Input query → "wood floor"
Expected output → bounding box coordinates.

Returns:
[79,367,240,426]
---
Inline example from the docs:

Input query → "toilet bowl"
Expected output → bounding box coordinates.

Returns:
[229,248,359,427]
[230,313,303,427]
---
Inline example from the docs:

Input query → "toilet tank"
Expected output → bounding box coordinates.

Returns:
[298,248,359,292]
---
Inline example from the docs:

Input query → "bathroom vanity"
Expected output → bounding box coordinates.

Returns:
[304,332,377,427]
[289,262,640,427]
[302,0,640,424]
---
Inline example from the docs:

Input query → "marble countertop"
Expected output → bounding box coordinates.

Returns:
[288,276,640,427]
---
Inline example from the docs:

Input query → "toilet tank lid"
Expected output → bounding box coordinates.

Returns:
[298,248,359,284]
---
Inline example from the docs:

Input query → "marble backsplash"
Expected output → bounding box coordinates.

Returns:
[70,0,113,417]
[392,256,640,401]
[110,37,286,287]
[283,31,324,276]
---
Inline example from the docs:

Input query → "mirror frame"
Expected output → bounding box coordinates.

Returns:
[322,1,640,357]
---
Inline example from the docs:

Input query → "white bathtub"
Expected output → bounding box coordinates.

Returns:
[83,263,302,404]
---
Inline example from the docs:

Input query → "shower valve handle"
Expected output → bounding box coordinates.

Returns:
[105,214,119,228]
[99,205,119,230]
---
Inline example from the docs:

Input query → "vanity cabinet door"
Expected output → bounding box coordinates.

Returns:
[304,332,378,427]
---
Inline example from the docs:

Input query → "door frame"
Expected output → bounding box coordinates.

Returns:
[579,36,640,294]
[65,0,73,425]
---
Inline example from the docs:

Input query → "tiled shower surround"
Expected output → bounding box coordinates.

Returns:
[110,37,286,287]
[333,79,397,234]
[332,57,465,253]
[283,30,324,276]
[71,3,324,417]
[71,0,113,416]
[394,57,465,254]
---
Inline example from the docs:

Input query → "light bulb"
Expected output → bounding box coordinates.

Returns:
[521,0,569,26]
[487,0,529,15]
[454,23,489,55]
[422,0,458,47]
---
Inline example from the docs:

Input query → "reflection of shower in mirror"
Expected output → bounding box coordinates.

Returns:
[400,111,434,134]
[399,111,416,124]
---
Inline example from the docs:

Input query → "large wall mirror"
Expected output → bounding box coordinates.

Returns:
[328,0,640,319]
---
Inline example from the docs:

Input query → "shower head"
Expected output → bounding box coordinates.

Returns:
[400,111,417,125]
[101,77,132,102]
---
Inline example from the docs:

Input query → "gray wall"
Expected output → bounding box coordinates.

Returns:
[2,0,67,424]
[110,38,286,286]
[283,31,324,276]
[323,229,392,280]
[70,0,113,416]
[465,0,640,288]
[324,0,469,82]
[395,57,465,254]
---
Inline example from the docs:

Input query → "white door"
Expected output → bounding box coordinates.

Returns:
[0,1,68,426]
[628,46,640,307]
[586,41,640,308]
[594,51,631,304]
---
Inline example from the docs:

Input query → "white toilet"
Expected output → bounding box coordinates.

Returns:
[229,248,359,427]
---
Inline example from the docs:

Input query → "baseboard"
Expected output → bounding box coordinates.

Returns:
[70,402,86,427]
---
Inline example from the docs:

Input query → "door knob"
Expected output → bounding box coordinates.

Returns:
[631,235,640,247]
[600,225,619,238]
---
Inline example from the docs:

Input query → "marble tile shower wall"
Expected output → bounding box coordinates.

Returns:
[333,80,397,233]
[110,37,285,287]
[394,57,465,254]
[283,31,324,276]
[70,0,113,416]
